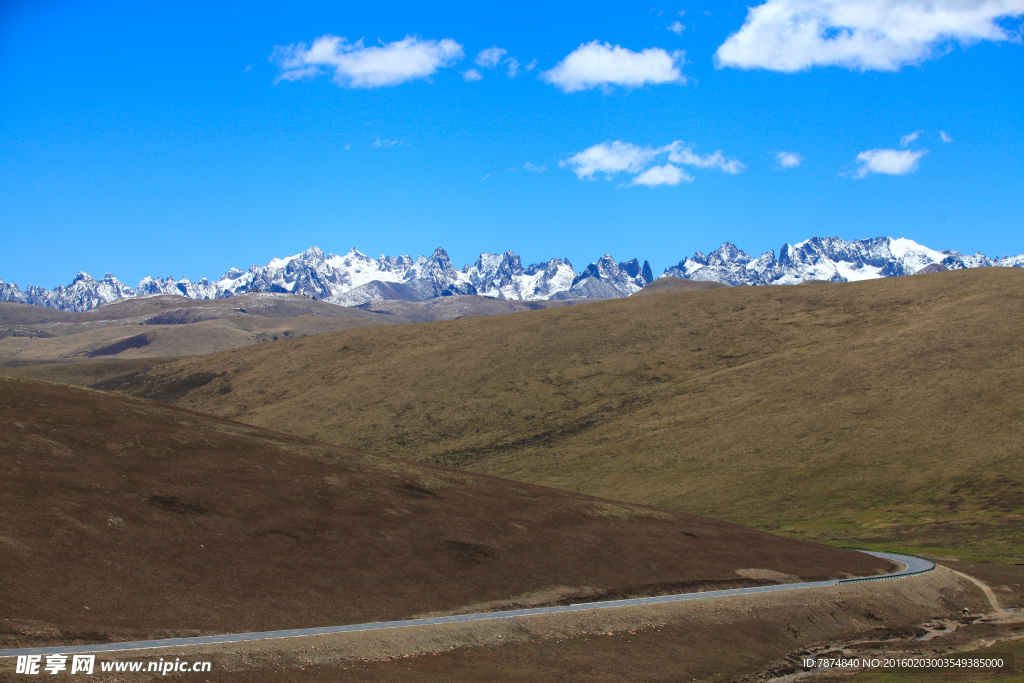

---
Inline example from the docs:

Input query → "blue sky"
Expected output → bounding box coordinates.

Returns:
[2,0,1022,289]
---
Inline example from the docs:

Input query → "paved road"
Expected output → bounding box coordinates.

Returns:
[0,551,934,658]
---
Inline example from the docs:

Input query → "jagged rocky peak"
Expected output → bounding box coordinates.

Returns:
[378,254,414,273]
[567,254,653,299]
[4,237,1021,311]
[300,245,325,260]
[706,243,752,266]
[664,235,1024,287]
[616,258,655,285]
[0,277,29,305]
[476,250,524,274]
[407,248,459,281]
[528,256,572,273]
[426,247,455,269]
[469,251,525,289]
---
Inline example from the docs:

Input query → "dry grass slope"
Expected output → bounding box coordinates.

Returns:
[0,313,395,361]
[0,294,591,362]
[0,376,889,648]
[67,269,1024,557]
[630,278,727,296]
[0,293,404,361]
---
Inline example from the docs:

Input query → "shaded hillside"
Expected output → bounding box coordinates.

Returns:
[0,377,889,648]
[0,357,181,388]
[93,269,1023,556]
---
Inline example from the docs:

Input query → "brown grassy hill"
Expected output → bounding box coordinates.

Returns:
[80,269,1024,557]
[0,312,397,362]
[0,293,379,333]
[0,293,403,362]
[0,357,181,388]
[0,376,890,648]
[357,294,586,322]
[0,294,594,362]
[630,278,728,296]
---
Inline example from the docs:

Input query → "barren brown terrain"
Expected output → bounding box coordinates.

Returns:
[0,292,378,334]
[355,293,587,322]
[0,313,396,362]
[630,278,728,296]
[0,376,893,650]
[0,357,181,388]
[81,268,1023,556]
[0,293,400,361]
[0,293,595,363]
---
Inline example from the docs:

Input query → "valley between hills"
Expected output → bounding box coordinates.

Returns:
[2,267,1022,681]
[38,267,1022,558]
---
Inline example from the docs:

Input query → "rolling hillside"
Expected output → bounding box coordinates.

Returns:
[61,269,1024,557]
[0,376,891,648]
[0,292,593,366]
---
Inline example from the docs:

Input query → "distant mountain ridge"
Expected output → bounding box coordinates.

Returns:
[664,237,1023,286]
[2,237,1021,312]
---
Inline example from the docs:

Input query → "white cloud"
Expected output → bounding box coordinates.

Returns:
[714,0,1024,72]
[523,162,547,172]
[940,130,954,143]
[900,130,923,146]
[462,68,483,81]
[474,46,533,78]
[560,141,660,179]
[852,148,927,178]
[272,35,464,88]
[481,173,490,181]
[664,142,745,174]
[244,64,254,73]
[373,138,402,148]
[669,21,686,34]
[775,151,804,169]
[475,46,507,68]
[561,139,743,185]
[540,40,687,92]
[631,164,694,186]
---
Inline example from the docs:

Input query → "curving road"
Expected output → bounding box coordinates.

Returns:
[0,551,934,658]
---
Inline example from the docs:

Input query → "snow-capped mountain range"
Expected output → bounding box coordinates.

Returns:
[664,237,1023,286]
[1,237,1021,313]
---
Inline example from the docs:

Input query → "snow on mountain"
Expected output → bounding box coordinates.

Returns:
[335,281,427,307]
[0,278,29,305]
[565,255,654,298]
[1,247,648,312]
[465,251,578,300]
[3,237,1019,312]
[663,236,1023,287]
[136,275,217,299]
[2,272,136,313]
